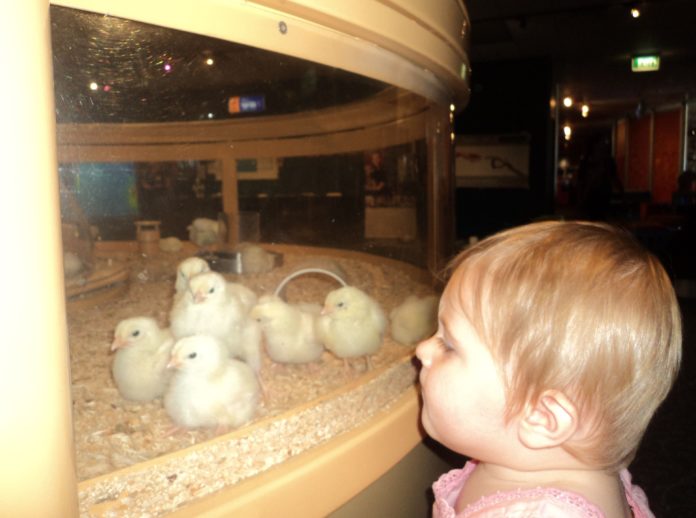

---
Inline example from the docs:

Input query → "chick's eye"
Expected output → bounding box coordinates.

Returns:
[208,287,215,294]
[337,301,345,308]
[188,352,197,359]
[131,330,140,337]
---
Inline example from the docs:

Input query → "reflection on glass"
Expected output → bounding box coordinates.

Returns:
[53,6,431,265]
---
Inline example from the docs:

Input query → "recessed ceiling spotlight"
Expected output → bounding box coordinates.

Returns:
[581,104,589,118]
[89,81,98,91]
[563,124,572,140]
[205,57,214,66]
[563,96,573,108]
[630,7,641,18]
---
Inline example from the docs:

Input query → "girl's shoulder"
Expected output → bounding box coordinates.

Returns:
[432,462,654,518]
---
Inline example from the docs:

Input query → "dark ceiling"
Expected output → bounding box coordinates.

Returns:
[465,0,696,122]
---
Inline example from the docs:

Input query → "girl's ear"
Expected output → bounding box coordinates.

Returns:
[518,390,578,449]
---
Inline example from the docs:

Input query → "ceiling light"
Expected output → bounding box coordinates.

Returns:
[89,82,98,91]
[581,104,589,117]
[205,57,214,66]
[562,96,573,108]
[630,7,640,18]
[563,125,572,140]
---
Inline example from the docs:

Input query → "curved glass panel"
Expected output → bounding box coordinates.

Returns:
[52,5,451,503]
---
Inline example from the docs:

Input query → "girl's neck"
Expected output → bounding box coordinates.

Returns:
[456,461,631,518]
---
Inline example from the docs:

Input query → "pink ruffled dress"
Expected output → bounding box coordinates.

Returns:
[432,461,654,517]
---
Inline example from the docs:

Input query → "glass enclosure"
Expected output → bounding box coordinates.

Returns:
[53,6,454,269]
[36,1,470,514]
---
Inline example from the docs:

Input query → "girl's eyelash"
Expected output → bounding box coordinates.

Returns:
[436,336,455,352]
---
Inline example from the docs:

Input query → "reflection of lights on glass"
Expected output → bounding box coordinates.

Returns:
[581,104,589,117]
[559,158,569,170]
[562,96,573,108]
[89,81,98,91]
[550,98,557,109]
[449,103,455,112]
[103,85,111,92]
[163,63,172,72]
[205,57,214,66]
[207,112,214,119]
[450,132,455,142]
[630,7,640,18]
[563,125,572,140]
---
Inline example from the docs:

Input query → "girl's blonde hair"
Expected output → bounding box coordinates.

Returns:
[449,220,681,470]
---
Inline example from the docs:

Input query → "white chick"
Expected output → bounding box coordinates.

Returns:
[111,317,175,402]
[250,295,324,364]
[316,286,387,368]
[389,295,439,346]
[187,217,224,247]
[174,256,211,298]
[169,271,262,373]
[226,281,258,315]
[159,236,183,253]
[239,243,275,274]
[164,335,260,431]
[63,251,84,278]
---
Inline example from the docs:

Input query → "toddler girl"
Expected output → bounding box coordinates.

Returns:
[416,220,681,517]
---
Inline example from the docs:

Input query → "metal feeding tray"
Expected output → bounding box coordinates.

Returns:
[197,248,283,274]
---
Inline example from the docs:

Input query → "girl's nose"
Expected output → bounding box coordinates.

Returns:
[415,335,438,368]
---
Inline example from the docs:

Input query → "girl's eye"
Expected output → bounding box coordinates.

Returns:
[438,336,455,353]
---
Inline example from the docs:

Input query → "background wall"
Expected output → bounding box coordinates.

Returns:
[616,107,683,205]
[453,58,554,244]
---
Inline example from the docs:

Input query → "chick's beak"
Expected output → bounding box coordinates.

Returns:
[320,305,332,316]
[110,337,127,351]
[167,355,181,369]
[194,292,206,304]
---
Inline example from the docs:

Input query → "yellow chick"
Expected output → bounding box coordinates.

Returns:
[316,286,387,369]
[226,281,258,315]
[250,295,324,364]
[239,243,275,274]
[111,317,175,402]
[389,294,439,346]
[187,217,224,248]
[169,271,262,373]
[174,256,210,300]
[164,335,260,431]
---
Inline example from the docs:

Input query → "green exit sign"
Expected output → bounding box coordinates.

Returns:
[632,55,660,72]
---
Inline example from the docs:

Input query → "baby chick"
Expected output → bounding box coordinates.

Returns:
[250,295,324,364]
[226,281,258,315]
[174,256,210,300]
[187,217,224,248]
[316,286,387,369]
[239,243,275,274]
[111,317,175,402]
[164,335,260,431]
[389,294,439,346]
[169,271,262,372]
